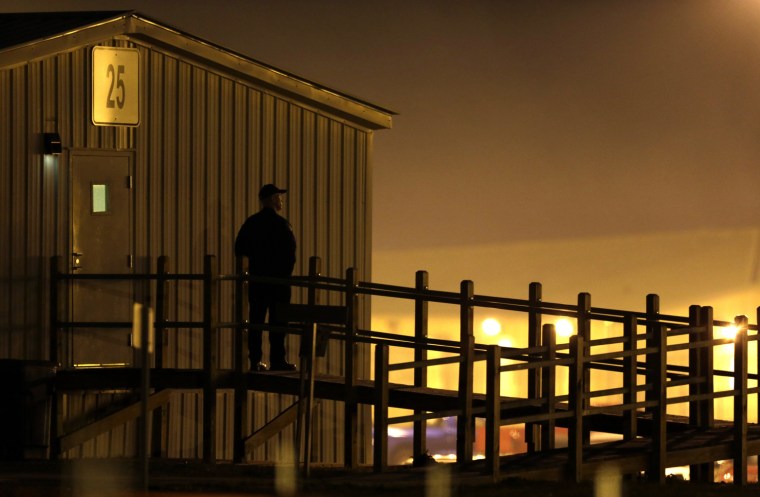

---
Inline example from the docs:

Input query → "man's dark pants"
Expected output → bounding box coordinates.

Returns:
[248,282,291,368]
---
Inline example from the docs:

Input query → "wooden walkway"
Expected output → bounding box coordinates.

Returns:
[52,366,760,483]
[47,254,760,486]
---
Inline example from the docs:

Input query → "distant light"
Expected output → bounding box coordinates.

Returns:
[498,338,513,348]
[482,318,501,336]
[387,427,408,438]
[719,325,739,340]
[556,319,574,338]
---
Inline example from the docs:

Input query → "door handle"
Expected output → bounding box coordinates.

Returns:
[72,252,83,271]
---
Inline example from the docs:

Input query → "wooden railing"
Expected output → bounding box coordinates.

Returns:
[49,254,760,484]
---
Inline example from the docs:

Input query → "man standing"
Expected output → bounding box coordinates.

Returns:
[235,184,297,371]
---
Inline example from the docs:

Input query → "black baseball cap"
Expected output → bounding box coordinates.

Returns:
[258,183,287,199]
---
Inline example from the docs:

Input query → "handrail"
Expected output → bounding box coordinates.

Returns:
[49,254,760,485]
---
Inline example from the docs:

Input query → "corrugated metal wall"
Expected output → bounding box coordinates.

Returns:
[1,38,374,463]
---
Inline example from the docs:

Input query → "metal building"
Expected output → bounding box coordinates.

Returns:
[0,11,393,462]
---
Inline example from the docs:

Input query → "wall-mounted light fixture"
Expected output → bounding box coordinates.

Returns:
[43,133,62,155]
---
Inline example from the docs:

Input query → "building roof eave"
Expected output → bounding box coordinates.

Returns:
[126,15,394,130]
[0,11,394,131]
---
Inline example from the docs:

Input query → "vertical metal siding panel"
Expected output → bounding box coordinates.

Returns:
[0,68,10,357]
[342,127,355,269]
[230,84,249,394]
[286,105,303,361]
[328,121,343,283]
[217,78,233,371]
[81,394,96,457]
[204,75,223,458]
[163,52,176,260]
[171,393,182,457]
[60,52,73,154]
[286,103,300,260]
[299,111,315,272]
[232,85,249,249]
[10,66,27,359]
[70,49,86,149]
[161,54,176,371]
[166,391,179,457]
[261,94,275,184]
[56,53,71,365]
[333,120,346,466]
[26,61,42,360]
[162,55,178,336]
[194,391,203,458]
[83,46,97,149]
[249,91,263,212]
[94,394,110,457]
[172,61,192,370]
[360,132,372,285]
[41,57,58,360]
[134,46,149,284]
[315,116,329,266]
[0,67,12,357]
[275,99,289,185]
[149,50,164,264]
[206,73,220,257]
[188,65,206,370]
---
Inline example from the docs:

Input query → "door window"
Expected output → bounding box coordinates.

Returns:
[91,183,109,214]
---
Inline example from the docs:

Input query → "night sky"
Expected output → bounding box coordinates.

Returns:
[4,0,760,311]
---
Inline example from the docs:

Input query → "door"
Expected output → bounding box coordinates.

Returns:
[70,152,133,367]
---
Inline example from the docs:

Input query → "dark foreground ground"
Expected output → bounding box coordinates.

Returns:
[0,460,757,497]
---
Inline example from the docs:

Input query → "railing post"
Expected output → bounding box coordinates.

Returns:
[202,255,218,464]
[374,344,389,473]
[485,344,501,478]
[645,294,660,415]
[649,324,667,484]
[297,256,320,477]
[540,323,556,450]
[413,270,429,460]
[155,256,169,370]
[344,267,359,469]
[49,256,62,367]
[48,256,62,460]
[622,314,637,441]
[526,282,542,452]
[688,305,702,427]
[733,315,749,486]
[700,306,714,428]
[688,305,710,482]
[152,256,169,459]
[233,255,247,463]
[567,335,584,482]
[137,302,152,492]
[577,293,591,444]
[308,257,321,307]
[457,280,474,465]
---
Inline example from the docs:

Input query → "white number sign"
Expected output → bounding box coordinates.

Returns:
[92,47,140,126]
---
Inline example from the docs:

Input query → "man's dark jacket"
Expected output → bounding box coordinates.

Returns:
[234,207,296,278]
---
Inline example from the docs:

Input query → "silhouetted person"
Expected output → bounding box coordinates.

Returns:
[235,184,297,371]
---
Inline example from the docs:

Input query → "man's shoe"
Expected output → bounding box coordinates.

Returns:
[252,362,268,372]
[269,361,297,372]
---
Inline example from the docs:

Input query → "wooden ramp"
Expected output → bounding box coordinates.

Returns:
[48,254,760,486]
[463,425,760,481]
[54,366,755,478]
